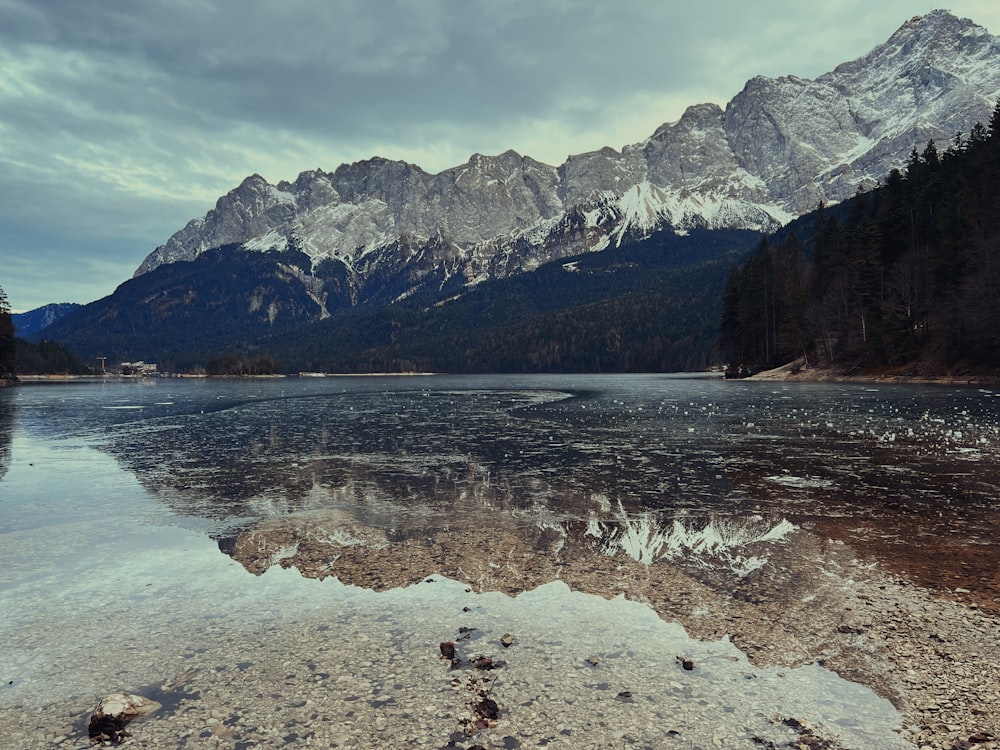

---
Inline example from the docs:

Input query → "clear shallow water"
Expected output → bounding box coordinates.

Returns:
[2,374,998,747]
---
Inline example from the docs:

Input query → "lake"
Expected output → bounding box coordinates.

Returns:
[1,374,998,748]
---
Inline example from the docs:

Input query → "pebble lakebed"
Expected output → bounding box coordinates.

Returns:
[3,528,998,750]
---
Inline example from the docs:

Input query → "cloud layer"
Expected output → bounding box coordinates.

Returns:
[2,1,999,310]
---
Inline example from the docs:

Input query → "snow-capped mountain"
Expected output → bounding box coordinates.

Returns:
[135,10,1000,313]
[11,303,80,338]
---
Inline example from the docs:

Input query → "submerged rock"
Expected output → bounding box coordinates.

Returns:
[88,693,161,744]
[676,655,696,671]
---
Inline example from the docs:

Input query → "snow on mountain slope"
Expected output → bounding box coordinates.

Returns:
[133,10,1000,316]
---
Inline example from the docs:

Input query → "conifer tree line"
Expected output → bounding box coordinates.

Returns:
[204,353,281,376]
[0,285,16,380]
[719,99,1000,376]
[0,283,90,378]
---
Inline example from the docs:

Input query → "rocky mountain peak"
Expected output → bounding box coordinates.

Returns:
[853,10,989,75]
[237,173,270,190]
[897,9,983,41]
[134,10,1000,311]
[827,10,996,86]
[277,168,329,193]
[328,158,430,207]
[674,103,726,131]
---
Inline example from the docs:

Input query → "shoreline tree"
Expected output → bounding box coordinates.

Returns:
[0,285,17,382]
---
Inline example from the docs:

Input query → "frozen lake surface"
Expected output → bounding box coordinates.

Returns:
[2,374,998,748]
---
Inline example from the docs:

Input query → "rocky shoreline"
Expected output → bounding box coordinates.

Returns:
[744,359,1000,386]
[215,513,999,749]
[1,518,997,749]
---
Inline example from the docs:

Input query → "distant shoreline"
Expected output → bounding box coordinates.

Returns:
[12,372,440,384]
[745,358,1000,386]
[12,368,1000,386]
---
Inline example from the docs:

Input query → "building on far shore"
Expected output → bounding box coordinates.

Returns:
[120,361,158,376]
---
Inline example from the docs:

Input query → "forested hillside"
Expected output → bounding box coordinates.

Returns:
[12,339,90,376]
[254,229,756,374]
[0,284,89,378]
[719,100,1000,376]
[35,228,756,374]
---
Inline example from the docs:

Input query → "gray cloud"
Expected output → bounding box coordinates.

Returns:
[1,0,999,310]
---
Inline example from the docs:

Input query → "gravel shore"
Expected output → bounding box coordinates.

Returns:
[2,517,997,749]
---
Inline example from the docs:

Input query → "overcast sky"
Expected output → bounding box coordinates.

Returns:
[2,1,1000,312]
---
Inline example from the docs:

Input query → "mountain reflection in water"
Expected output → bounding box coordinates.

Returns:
[58,373,997,610]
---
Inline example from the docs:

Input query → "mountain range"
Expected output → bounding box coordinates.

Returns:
[33,10,1000,372]
[11,303,80,338]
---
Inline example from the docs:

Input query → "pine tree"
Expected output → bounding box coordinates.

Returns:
[988,97,1000,140]
[0,285,16,380]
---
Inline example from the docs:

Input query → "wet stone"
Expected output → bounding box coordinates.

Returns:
[87,693,161,745]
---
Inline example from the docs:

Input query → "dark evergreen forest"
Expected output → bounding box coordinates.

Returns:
[272,229,752,373]
[719,100,1000,376]
[12,339,90,375]
[34,229,758,374]
[0,286,15,380]
[0,283,90,377]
